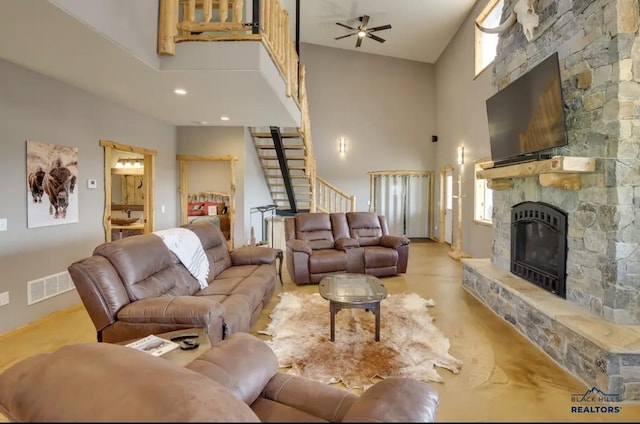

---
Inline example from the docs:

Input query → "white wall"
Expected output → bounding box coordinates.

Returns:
[0,57,177,335]
[433,0,496,258]
[300,43,436,212]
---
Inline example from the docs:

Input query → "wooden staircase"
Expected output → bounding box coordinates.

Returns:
[251,127,313,213]
[249,64,354,215]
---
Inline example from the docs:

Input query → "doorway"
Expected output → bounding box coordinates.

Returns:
[439,165,454,245]
[177,154,237,248]
[100,140,156,242]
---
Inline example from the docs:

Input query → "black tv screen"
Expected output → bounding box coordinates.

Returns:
[486,52,568,165]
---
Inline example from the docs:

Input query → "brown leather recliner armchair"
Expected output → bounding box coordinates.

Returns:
[0,332,440,422]
[285,212,410,285]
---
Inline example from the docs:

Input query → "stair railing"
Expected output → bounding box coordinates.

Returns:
[297,64,316,211]
[315,176,356,213]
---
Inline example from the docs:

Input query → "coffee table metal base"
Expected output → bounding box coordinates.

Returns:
[329,300,382,342]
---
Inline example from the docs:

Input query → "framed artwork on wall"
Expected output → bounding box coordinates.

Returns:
[26,140,79,228]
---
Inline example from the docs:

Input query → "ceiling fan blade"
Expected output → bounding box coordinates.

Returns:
[336,22,357,31]
[335,33,356,40]
[367,24,392,33]
[356,36,363,48]
[359,15,370,30]
[367,33,386,43]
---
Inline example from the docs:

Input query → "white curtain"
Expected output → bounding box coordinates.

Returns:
[373,174,430,237]
[373,175,405,235]
[405,175,430,237]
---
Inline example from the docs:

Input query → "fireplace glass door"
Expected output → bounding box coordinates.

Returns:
[511,201,567,298]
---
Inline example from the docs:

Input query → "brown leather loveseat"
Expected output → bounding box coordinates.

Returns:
[285,212,410,285]
[68,221,277,345]
[0,332,440,422]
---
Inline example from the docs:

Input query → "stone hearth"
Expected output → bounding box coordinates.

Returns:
[462,258,640,400]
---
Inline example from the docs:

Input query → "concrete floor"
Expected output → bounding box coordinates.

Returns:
[1,241,639,422]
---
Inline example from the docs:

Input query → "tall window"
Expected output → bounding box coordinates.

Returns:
[474,161,493,224]
[475,0,504,76]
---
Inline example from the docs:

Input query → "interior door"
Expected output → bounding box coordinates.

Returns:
[444,169,453,245]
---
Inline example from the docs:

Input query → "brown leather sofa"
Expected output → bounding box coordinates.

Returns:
[0,332,440,422]
[285,212,410,285]
[68,221,277,345]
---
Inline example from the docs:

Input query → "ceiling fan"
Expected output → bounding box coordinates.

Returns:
[334,15,392,48]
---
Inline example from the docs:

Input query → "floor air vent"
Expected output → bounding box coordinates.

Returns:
[27,271,75,305]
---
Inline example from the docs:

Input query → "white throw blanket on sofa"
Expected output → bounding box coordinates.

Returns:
[154,228,209,289]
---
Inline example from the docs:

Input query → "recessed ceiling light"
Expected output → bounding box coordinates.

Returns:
[220,116,230,121]
[174,88,187,95]
[192,120,208,125]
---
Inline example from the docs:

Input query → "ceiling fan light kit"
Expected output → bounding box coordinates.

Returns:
[334,15,391,48]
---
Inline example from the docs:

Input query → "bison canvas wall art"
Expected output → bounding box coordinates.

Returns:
[26,140,79,228]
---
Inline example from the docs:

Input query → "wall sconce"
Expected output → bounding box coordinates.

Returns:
[339,137,346,153]
[457,146,464,165]
[115,158,144,169]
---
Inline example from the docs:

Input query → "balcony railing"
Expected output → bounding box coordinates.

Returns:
[158,0,298,104]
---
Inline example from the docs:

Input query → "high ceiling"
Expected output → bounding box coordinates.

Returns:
[297,0,478,63]
[0,0,479,127]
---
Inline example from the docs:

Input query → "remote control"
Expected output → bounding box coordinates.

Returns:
[179,339,200,350]
[170,333,199,341]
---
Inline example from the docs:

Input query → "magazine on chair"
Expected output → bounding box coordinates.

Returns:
[125,335,180,357]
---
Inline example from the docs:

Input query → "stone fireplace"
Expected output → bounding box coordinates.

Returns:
[462,0,640,400]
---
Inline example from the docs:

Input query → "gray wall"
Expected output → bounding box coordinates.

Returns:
[300,43,436,212]
[176,126,273,247]
[433,0,495,258]
[51,0,161,69]
[0,57,177,335]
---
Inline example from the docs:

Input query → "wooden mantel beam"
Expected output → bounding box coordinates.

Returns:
[476,156,596,191]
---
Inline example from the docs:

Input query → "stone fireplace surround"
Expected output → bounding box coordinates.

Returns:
[462,0,640,400]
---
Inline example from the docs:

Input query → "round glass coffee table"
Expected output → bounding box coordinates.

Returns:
[319,273,388,342]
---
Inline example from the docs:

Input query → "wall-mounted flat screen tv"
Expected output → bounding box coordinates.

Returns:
[485,52,568,167]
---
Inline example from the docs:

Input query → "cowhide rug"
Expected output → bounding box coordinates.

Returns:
[258,291,463,390]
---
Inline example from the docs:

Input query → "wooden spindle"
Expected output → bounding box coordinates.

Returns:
[284,11,291,97]
[262,0,270,36]
[232,0,243,23]
[186,0,196,22]
[219,0,228,22]
[203,0,212,22]
[278,6,285,61]
[271,0,277,51]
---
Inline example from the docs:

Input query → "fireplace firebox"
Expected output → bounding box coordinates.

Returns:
[511,201,567,298]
